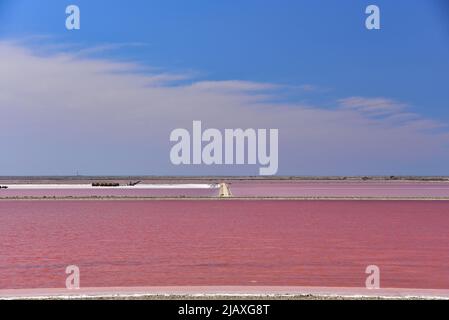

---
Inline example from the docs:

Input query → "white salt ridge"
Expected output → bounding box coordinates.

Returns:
[4,184,219,189]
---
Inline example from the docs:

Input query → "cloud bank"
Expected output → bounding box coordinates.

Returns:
[1,41,448,175]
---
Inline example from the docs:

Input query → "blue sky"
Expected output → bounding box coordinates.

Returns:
[1,0,448,116]
[0,0,449,175]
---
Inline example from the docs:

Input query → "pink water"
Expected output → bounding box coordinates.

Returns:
[231,181,449,197]
[0,200,448,290]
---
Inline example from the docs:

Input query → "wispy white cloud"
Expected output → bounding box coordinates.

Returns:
[73,42,150,57]
[189,80,278,92]
[1,41,448,175]
[298,84,321,92]
[338,96,447,131]
[338,97,406,116]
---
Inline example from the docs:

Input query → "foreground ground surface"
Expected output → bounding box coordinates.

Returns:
[2,286,449,300]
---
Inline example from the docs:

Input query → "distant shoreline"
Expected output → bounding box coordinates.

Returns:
[1,175,449,184]
[2,197,449,201]
[2,178,449,200]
